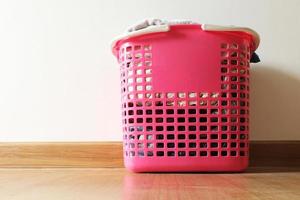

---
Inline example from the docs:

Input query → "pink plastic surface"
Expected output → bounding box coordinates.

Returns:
[113,24,254,172]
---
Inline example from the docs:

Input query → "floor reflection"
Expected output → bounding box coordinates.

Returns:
[122,172,254,199]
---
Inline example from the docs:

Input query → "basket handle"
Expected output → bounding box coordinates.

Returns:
[201,24,260,50]
[111,24,170,51]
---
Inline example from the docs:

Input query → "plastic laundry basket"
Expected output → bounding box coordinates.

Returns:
[111,20,260,172]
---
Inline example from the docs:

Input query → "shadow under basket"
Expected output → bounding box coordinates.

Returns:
[112,23,259,172]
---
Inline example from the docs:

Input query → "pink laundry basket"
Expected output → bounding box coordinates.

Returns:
[112,20,260,172]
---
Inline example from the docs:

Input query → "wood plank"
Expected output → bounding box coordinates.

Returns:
[249,141,300,167]
[0,142,123,168]
[0,141,299,168]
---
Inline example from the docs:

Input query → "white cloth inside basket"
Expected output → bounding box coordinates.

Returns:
[126,19,196,33]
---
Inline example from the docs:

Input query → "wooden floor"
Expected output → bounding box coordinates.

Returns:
[0,167,299,200]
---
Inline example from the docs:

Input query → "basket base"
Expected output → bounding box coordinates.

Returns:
[124,157,248,173]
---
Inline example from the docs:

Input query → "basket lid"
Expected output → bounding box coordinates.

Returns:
[111,19,260,53]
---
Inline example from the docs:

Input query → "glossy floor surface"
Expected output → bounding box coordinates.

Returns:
[0,167,299,200]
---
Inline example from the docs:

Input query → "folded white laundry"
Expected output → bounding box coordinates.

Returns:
[127,19,165,32]
[127,19,195,33]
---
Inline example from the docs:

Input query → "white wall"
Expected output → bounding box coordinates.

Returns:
[0,0,299,141]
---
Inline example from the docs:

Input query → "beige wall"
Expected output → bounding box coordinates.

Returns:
[251,66,300,140]
[0,0,299,141]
